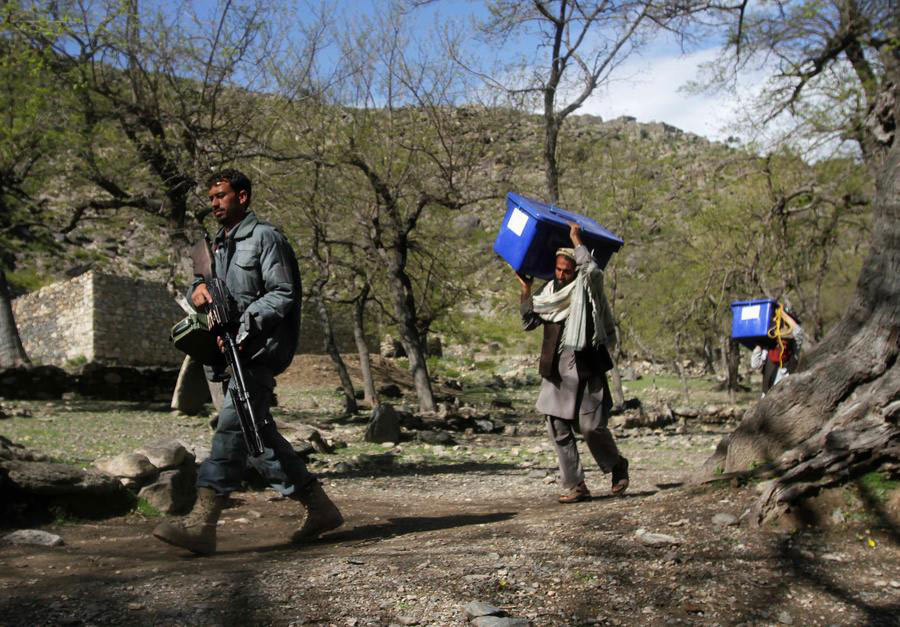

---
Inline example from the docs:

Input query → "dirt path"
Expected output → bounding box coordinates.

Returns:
[2,429,899,626]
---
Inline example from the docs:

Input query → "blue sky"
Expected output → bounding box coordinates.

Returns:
[363,0,757,142]
[154,0,759,141]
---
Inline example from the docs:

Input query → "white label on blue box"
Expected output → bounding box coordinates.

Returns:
[507,208,529,236]
[741,305,761,320]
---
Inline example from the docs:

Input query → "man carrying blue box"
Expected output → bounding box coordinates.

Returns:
[516,222,629,503]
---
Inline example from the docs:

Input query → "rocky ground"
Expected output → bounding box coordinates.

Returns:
[1,355,899,626]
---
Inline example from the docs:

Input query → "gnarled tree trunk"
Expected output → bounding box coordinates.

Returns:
[707,81,900,524]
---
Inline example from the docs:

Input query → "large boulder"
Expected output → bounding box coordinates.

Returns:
[1,459,135,524]
[365,404,402,444]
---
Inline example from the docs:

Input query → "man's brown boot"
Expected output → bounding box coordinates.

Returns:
[152,487,224,556]
[290,481,344,543]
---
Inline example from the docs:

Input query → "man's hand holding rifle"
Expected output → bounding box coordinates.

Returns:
[191,234,265,457]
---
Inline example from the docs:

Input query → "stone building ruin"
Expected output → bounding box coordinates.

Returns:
[12,271,184,367]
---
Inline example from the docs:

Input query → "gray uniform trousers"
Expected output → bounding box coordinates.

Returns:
[197,372,316,497]
[537,349,621,490]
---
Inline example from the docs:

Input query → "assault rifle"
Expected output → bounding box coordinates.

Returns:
[191,234,266,457]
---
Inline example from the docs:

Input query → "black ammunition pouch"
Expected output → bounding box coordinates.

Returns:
[170,313,223,367]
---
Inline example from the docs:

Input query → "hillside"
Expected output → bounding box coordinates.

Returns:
[7,109,869,363]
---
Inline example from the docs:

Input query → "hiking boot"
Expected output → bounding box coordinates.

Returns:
[558,481,591,504]
[611,456,629,495]
[290,481,344,543]
[152,487,224,556]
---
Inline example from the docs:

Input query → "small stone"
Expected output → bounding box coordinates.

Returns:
[635,528,681,547]
[2,530,64,547]
[472,618,529,627]
[712,513,738,526]
[464,601,503,618]
[777,610,793,624]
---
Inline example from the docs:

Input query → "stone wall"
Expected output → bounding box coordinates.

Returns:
[91,273,183,366]
[11,273,94,366]
[12,270,380,366]
[12,271,184,367]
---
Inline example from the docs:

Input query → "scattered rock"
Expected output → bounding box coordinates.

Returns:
[634,528,682,547]
[417,430,455,445]
[2,529,64,547]
[378,384,403,399]
[711,512,738,526]
[135,440,189,469]
[94,453,158,481]
[464,601,504,618]
[472,617,530,627]
[138,465,197,515]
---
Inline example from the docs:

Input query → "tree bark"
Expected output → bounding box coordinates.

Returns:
[311,280,358,415]
[382,252,436,412]
[353,284,378,405]
[724,338,741,397]
[0,268,30,368]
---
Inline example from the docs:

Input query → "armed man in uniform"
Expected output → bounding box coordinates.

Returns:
[154,169,343,555]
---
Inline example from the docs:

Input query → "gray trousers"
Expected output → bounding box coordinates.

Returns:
[197,373,316,497]
[546,379,621,490]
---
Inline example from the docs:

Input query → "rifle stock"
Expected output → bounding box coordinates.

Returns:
[192,234,266,457]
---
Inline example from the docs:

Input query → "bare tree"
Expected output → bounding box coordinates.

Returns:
[297,8,508,412]
[475,0,712,203]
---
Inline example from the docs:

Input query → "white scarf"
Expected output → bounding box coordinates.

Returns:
[533,267,608,353]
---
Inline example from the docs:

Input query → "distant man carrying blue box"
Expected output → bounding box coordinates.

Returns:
[516,222,629,503]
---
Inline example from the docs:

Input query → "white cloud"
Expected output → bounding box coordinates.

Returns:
[579,47,762,141]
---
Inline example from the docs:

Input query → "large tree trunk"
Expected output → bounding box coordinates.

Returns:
[311,280,358,415]
[353,285,378,406]
[707,83,900,524]
[0,269,30,368]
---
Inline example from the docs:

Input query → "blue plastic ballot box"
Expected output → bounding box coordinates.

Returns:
[493,192,623,280]
[730,299,777,348]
